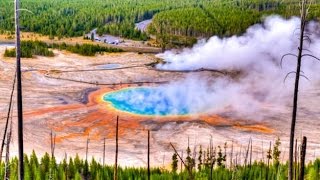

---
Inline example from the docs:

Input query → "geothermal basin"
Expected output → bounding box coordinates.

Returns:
[0,42,320,167]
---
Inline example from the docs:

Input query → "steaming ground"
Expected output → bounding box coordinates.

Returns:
[152,16,320,162]
[0,16,320,167]
[157,16,320,120]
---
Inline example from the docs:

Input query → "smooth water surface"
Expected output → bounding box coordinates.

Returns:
[97,64,121,69]
[103,87,189,116]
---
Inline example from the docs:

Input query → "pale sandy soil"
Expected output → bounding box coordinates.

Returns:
[0,45,319,168]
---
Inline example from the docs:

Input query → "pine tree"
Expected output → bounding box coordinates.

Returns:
[266,146,272,163]
[272,137,281,168]
[171,153,178,173]
[75,171,82,180]
[34,168,42,180]
[68,158,76,180]
[185,143,195,173]
[30,150,39,167]
[74,154,82,174]
[198,146,203,171]
[49,156,58,179]
[90,158,98,178]
[41,152,50,174]
[84,160,89,179]
[204,147,211,168]
[217,146,226,168]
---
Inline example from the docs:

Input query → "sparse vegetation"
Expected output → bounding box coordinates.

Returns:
[3,40,124,58]
[4,41,54,58]
[48,43,124,56]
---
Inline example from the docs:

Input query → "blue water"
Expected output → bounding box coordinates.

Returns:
[103,87,190,116]
[97,64,121,69]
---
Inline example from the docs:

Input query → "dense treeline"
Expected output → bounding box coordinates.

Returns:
[96,22,148,41]
[0,138,319,179]
[1,147,320,179]
[148,6,260,38]
[147,0,320,47]
[3,41,123,58]
[48,43,124,56]
[4,41,54,58]
[1,0,320,43]
[0,0,212,40]
[147,6,262,47]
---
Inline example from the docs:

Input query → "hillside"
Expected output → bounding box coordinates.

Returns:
[1,0,320,46]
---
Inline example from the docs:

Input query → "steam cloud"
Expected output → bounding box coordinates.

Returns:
[152,16,320,119]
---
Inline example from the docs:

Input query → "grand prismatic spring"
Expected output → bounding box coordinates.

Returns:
[103,87,189,116]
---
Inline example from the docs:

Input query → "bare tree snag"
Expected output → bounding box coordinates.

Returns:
[295,139,298,180]
[288,1,309,179]
[50,130,56,158]
[103,137,106,166]
[299,137,307,180]
[114,116,119,180]
[147,130,150,180]
[15,0,24,179]
[244,138,251,167]
[180,151,183,173]
[266,141,272,180]
[250,139,253,167]
[0,72,16,162]
[230,140,234,169]
[86,134,89,162]
[4,118,13,180]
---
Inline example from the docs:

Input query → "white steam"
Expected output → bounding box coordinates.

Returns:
[153,16,320,119]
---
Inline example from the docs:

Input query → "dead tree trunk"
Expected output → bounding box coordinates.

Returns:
[250,139,253,167]
[239,146,242,165]
[114,116,119,180]
[261,141,264,163]
[4,119,13,180]
[15,0,24,179]
[50,130,56,158]
[288,1,308,179]
[147,130,150,180]
[103,137,106,166]
[162,153,165,168]
[244,138,251,167]
[85,135,90,180]
[86,135,89,162]
[299,137,307,180]
[230,140,234,169]
[65,152,68,180]
[235,153,238,167]
[49,130,56,180]
[210,156,216,180]
[295,139,298,180]
[266,141,272,180]
[180,151,183,173]
[0,73,16,162]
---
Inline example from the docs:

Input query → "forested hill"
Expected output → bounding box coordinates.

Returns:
[0,0,320,45]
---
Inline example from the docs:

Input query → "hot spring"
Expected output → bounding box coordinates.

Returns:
[103,87,190,116]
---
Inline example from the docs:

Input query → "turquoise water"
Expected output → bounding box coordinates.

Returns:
[103,87,189,116]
